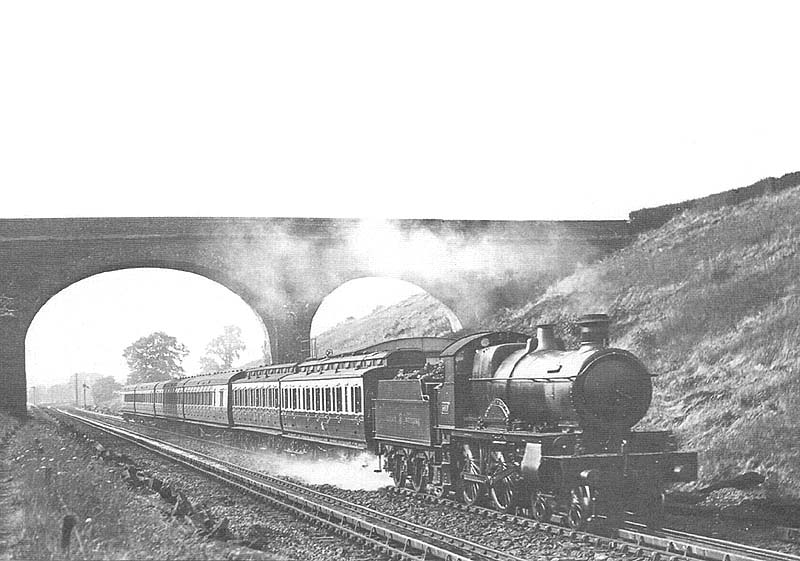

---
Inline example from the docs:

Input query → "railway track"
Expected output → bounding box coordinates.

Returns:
[391,487,800,561]
[51,408,528,561]
[52,408,799,561]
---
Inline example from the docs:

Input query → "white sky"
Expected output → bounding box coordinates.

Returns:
[6,3,800,388]
[1,2,798,219]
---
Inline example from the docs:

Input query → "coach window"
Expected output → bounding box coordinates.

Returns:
[335,387,343,412]
[354,386,362,413]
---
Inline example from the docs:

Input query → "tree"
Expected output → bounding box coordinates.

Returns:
[200,325,246,373]
[92,376,122,404]
[123,331,189,383]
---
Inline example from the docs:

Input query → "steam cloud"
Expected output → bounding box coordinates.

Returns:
[209,217,603,329]
[249,448,393,491]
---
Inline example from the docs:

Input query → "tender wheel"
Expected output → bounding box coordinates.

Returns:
[410,455,428,493]
[460,449,484,506]
[531,492,553,523]
[391,454,408,488]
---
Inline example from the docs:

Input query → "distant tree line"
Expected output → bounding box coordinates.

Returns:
[122,325,247,384]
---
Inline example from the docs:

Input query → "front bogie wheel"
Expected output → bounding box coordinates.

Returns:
[566,504,586,530]
[531,491,553,523]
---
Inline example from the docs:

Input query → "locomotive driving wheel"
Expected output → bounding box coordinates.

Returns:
[460,446,484,506]
[391,454,408,488]
[488,451,519,513]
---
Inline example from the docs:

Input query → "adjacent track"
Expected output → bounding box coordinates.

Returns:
[52,409,527,561]
[620,526,800,561]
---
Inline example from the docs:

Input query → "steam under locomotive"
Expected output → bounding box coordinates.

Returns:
[121,314,697,530]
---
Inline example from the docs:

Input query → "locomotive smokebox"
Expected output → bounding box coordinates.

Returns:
[578,314,610,347]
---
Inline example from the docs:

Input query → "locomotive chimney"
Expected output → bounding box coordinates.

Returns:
[577,314,610,347]
[535,324,558,351]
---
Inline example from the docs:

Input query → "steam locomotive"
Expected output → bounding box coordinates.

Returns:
[121,315,697,530]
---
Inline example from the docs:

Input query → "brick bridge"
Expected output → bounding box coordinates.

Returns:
[0,217,629,416]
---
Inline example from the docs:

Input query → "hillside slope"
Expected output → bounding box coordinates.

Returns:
[493,185,800,495]
[313,292,457,355]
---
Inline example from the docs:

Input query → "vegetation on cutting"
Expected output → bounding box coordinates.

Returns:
[491,185,800,496]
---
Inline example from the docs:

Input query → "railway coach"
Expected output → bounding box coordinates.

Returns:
[276,349,426,449]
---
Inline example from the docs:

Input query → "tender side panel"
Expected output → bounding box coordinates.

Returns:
[374,380,433,447]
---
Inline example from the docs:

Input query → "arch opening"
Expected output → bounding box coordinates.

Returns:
[308,276,463,357]
[25,268,270,408]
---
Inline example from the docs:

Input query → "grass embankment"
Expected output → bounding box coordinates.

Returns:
[493,186,800,496]
[2,413,236,560]
[315,292,455,354]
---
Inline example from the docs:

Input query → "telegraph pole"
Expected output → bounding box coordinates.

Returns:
[74,375,79,407]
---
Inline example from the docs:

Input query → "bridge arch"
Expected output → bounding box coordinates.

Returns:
[29,259,277,356]
[308,276,463,356]
[25,267,272,393]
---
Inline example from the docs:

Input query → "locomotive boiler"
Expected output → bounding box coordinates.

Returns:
[470,314,652,435]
